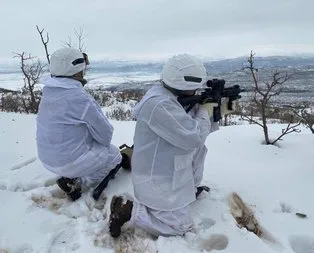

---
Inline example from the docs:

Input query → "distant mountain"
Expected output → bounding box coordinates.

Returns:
[1,55,313,75]
[1,55,313,105]
[203,56,314,74]
[98,56,314,105]
[88,55,314,75]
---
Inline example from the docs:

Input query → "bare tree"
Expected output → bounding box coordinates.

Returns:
[62,27,89,72]
[239,101,257,124]
[6,26,90,114]
[36,25,50,64]
[13,52,44,113]
[62,27,87,52]
[241,51,301,145]
[75,27,86,53]
[301,112,314,134]
[63,35,72,48]
[106,106,132,121]
[1,93,22,113]
[293,103,314,134]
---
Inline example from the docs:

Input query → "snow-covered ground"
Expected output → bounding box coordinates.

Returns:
[0,71,159,91]
[0,72,25,91]
[85,72,160,90]
[0,111,313,253]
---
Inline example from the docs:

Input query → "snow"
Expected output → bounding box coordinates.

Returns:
[0,111,313,253]
[85,72,160,90]
[0,72,24,91]
[0,71,159,91]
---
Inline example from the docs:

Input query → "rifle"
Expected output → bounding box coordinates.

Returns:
[92,163,121,200]
[177,79,244,122]
[92,144,133,201]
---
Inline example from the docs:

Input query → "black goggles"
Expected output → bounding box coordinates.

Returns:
[72,53,90,66]
[184,76,203,83]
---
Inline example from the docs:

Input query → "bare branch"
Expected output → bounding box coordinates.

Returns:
[61,27,87,52]
[271,121,302,145]
[241,114,264,127]
[36,25,50,64]
[293,103,314,134]
[12,52,43,113]
[62,35,73,48]
[74,27,86,52]
[242,51,296,144]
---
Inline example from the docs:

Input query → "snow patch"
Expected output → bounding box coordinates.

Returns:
[289,235,314,253]
[30,186,108,221]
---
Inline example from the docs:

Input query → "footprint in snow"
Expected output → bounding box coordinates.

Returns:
[13,244,33,253]
[46,222,81,253]
[200,234,229,251]
[186,217,228,251]
[289,235,314,253]
[94,227,157,253]
[194,217,216,233]
[185,233,229,252]
[273,201,295,214]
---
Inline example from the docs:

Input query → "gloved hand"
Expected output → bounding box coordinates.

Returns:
[196,102,218,118]
[221,98,238,116]
[119,144,133,171]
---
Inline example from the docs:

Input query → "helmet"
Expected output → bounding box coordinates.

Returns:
[161,54,207,91]
[50,47,87,77]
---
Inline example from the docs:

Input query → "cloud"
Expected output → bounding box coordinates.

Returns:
[0,0,313,60]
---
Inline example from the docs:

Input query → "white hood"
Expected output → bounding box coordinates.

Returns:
[132,83,174,119]
[40,75,82,89]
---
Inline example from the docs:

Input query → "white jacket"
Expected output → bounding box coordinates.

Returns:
[36,76,114,168]
[131,84,219,211]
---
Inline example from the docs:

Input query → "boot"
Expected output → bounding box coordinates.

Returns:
[119,144,133,170]
[196,185,210,198]
[56,177,82,201]
[110,195,123,213]
[109,195,133,238]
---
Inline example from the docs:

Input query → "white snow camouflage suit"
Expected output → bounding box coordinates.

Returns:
[129,84,219,236]
[36,76,121,185]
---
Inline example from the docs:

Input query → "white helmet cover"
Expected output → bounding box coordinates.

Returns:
[50,47,86,77]
[161,54,207,91]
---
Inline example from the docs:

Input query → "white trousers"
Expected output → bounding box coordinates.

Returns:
[44,143,122,186]
[130,202,192,237]
[131,145,207,236]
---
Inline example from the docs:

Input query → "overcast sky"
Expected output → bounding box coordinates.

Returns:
[0,0,313,62]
